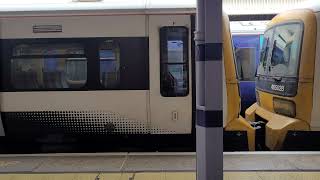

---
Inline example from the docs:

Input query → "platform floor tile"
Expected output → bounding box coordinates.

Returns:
[0,172,320,180]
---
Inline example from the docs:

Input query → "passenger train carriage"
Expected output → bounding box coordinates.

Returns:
[246,3,320,150]
[0,1,257,151]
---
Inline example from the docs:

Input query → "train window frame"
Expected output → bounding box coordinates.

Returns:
[9,42,88,91]
[159,26,189,97]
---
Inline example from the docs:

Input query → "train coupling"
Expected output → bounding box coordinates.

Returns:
[250,121,265,130]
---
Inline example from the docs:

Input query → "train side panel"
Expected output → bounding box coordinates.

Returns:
[148,15,192,134]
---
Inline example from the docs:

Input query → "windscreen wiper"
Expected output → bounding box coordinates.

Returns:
[273,76,282,81]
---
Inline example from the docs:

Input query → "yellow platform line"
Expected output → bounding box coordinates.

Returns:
[0,172,320,180]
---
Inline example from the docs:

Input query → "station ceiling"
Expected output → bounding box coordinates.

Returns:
[0,0,314,15]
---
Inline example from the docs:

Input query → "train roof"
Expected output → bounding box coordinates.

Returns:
[0,0,318,17]
[0,0,197,17]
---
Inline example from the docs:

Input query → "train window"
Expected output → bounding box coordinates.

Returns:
[11,43,87,90]
[235,47,256,80]
[257,29,273,76]
[233,35,261,81]
[160,27,189,97]
[270,23,303,77]
[99,40,120,89]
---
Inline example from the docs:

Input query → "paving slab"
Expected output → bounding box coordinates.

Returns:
[0,152,318,173]
[33,155,127,173]
[0,172,320,180]
[286,154,320,171]
[224,154,298,171]
[0,156,46,173]
[123,154,195,172]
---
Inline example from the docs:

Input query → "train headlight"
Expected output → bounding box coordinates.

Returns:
[273,97,296,118]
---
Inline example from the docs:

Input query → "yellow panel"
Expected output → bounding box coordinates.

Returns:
[133,172,165,180]
[1,172,320,180]
[164,172,195,180]
[256,172,320,180]
[223,13,256,150]
[99,173,134,180]
[222,13,241,124]
[224,172,262,180]
[259,9,317,125]
[246,9,318,150]
[0,173,98,180]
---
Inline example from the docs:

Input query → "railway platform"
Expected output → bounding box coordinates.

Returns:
[0,152,319,179]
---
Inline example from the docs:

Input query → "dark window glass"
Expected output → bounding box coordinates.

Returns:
[11,43,87,90]
[99,40,120,89]
[160,27,189,97]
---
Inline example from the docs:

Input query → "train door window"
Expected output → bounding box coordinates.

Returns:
[160,27,189,97]
[270,23,303,77]
[11,43,87,90]
[99,40,120,89]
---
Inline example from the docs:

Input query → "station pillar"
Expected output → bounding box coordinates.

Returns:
[195,0,223,179]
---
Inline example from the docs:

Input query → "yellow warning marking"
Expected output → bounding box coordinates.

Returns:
[0,172,319,180]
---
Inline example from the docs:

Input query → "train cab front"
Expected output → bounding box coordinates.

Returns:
[245,8,317,150]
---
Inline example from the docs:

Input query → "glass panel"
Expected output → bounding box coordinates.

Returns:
[160,27,189,97]
[161,64,188,97]
[11,59,43,89]
[65,58,87,88]
[11,43,87,90]
[13,43,84,56]
[99,40,120,89]
[162,28,187,63]
[233,35,261,81]
[167,40,184,63]
[270,23,302,77]
[257,28,273,76]
[235,48,256,81]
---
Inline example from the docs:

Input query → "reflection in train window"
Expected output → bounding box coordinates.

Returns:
[270,23,303,77]
[160,26,189,97]
[235,47,256,81]
[10,43,87,90]
[233,35,262,81]
[99,40,120,89]
[257,29,273,76]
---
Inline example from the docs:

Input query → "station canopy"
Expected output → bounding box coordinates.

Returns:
[0,0,315,15]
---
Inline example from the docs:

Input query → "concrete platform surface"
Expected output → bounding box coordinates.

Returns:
[0,152,319,173]
[0,172,320,180]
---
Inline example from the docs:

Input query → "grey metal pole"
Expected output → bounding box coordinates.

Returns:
[195,0,223,179]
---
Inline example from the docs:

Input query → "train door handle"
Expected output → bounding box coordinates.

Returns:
[172,111,178,121]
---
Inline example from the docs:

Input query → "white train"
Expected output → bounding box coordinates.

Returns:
[0,1,196,140]
[0,1,268,151]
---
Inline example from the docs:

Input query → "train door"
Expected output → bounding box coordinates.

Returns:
[148,15,192,134]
